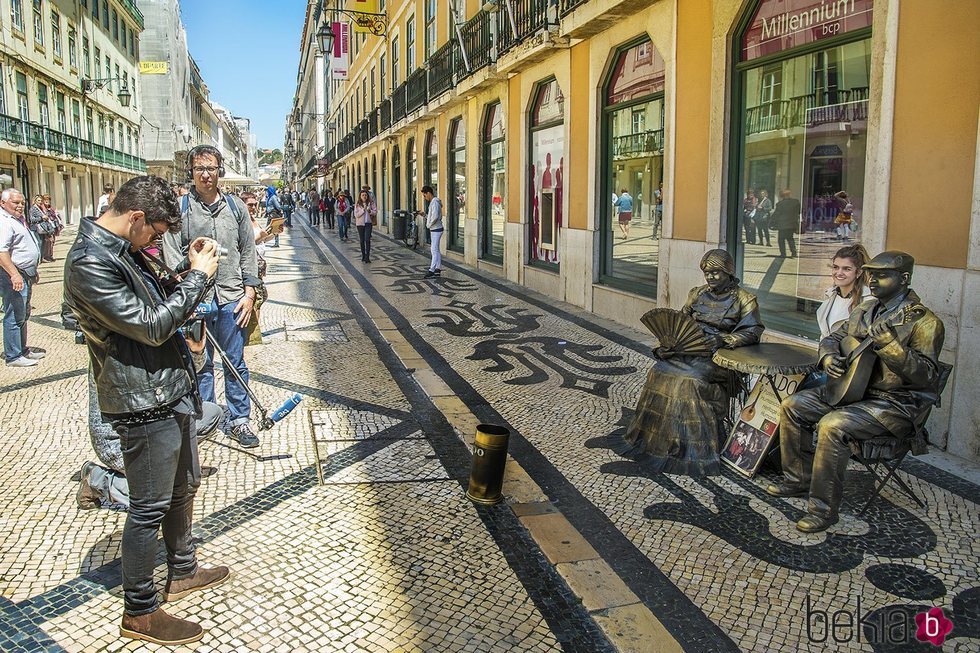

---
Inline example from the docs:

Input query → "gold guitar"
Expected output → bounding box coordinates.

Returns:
[823,303,924,406]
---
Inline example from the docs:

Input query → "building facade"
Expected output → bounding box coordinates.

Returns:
[301,0,980,462]
[0,0,146,222]
[284,1,327,191]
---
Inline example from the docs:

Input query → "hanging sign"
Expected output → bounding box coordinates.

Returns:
[740,0,874,62]
[348,0,385,35]
[331,22,349,80]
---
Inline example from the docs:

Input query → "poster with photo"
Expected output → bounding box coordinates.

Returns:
[721,372,804,477]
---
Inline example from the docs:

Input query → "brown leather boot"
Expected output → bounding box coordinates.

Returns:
[119,607,203,645]
[163,565,232,601]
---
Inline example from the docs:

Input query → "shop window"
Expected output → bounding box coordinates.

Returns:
[481,102,505,261]
[528,78,564,267]
[601,37,666,293]
[392,145,401,210]
[406,137,417,211]
[733,0,872,338]
[380,150,388,224]
[448,117,465,252]
[424,128,438,196]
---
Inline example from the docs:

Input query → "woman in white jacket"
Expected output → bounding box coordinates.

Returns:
[815,243,872,339]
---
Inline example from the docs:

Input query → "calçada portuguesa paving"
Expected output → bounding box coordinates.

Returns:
[0,212,977,653]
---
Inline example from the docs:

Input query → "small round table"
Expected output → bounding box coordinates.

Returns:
[713,342,817,472]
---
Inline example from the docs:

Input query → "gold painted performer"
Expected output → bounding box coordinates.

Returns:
[625,249,764,475]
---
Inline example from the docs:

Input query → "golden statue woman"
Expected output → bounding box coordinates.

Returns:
[625,249,764,475]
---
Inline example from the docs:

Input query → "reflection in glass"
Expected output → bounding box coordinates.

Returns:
[448,118,465,252]
[529,79,564,265]
[482,103,505,261]
[603,39,667,291]
[737,39,871,339]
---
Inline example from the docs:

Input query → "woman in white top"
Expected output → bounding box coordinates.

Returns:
[815,243,872,339]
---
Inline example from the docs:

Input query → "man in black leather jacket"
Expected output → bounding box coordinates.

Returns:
[63,176,229,646]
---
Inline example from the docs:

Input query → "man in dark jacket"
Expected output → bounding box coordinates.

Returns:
[767,188,801,258]
[63,176,229,646]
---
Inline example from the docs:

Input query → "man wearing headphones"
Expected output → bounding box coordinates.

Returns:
[163,145,262,448]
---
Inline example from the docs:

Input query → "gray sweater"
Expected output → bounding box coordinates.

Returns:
[162,189,260,305]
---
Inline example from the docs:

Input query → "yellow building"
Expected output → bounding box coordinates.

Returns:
[308,0,980,462]
[0,0,145,222]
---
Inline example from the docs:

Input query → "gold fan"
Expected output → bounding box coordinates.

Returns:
[639,308,714,356]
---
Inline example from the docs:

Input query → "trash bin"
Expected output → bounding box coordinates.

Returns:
[392,210,410,240]
[466,424,510,505]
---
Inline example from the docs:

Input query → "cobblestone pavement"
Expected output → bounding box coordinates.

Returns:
[1,215,977,652]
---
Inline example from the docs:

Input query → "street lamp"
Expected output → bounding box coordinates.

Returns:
[316,1,388,55]
[81,77,132,107]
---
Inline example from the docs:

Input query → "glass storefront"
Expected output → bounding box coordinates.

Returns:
[734,0,872,338]
[392,145,401,210]
[528,79,564,267]
[602,38,666,292]
[448,117,465,252]
[482,102,505,261]
[406,137,417,212]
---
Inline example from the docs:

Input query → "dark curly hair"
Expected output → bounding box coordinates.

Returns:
[109,176,182,233]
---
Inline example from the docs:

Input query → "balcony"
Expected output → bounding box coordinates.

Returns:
[612,129,664,160]
[745,88,869,136]
[496,0,552,56]
[558,0,589,16]
[369,107,379,139]
[380,98,391,131]
[406,69,428,114]
[460,10,492,73]
[0,114,146,172]
[427,40,456,100]
[392,82,408,122]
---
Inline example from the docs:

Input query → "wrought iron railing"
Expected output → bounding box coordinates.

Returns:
[744,88,870,136]
[0,114,146,172]
[380,98,391,131]
[496,0,551,56]
[460,10,492,73]
[427,40,455,99]
[392,82,408,122]
[558,0,588,17]
[406,68,428,113]
[612,130,664,159]
[369,107,379,138]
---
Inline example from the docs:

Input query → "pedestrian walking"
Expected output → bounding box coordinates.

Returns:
[0,188,44,368]
[282,187,295,228]
[336,191,352,242]
[613,189,633,240]
[64,175,230,646]
[754,189,772,247]
[162,144,262,449]
[323,190,336,230]
[29,195,56,262]
[265,186,283,248]
[742,189,757,244]
[244,192,277,346]
[420,185,443,278]
[768,188,800,258]
[308,188,320,226]
[354,189,377,263]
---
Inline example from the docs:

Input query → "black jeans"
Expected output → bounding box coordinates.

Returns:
[325,210,335,229]
[119,411,201,615]
[357,223,373,260]
[310,208,320,225]
[777,228,797,256]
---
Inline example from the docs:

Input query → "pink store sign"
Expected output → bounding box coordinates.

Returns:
[741,0,873,62]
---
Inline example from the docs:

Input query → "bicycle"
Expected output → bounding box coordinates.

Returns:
[394,209,420,249]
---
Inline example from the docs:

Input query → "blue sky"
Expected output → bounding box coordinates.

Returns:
[180,1,307,151]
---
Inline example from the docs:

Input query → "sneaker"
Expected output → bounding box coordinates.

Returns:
[76,461,102,510]
[423,271,437,279]
[229,423,259,448]
[6,356,38,368]
[25,348,46,360]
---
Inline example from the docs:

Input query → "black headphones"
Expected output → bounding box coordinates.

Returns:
[185,145,226,182]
